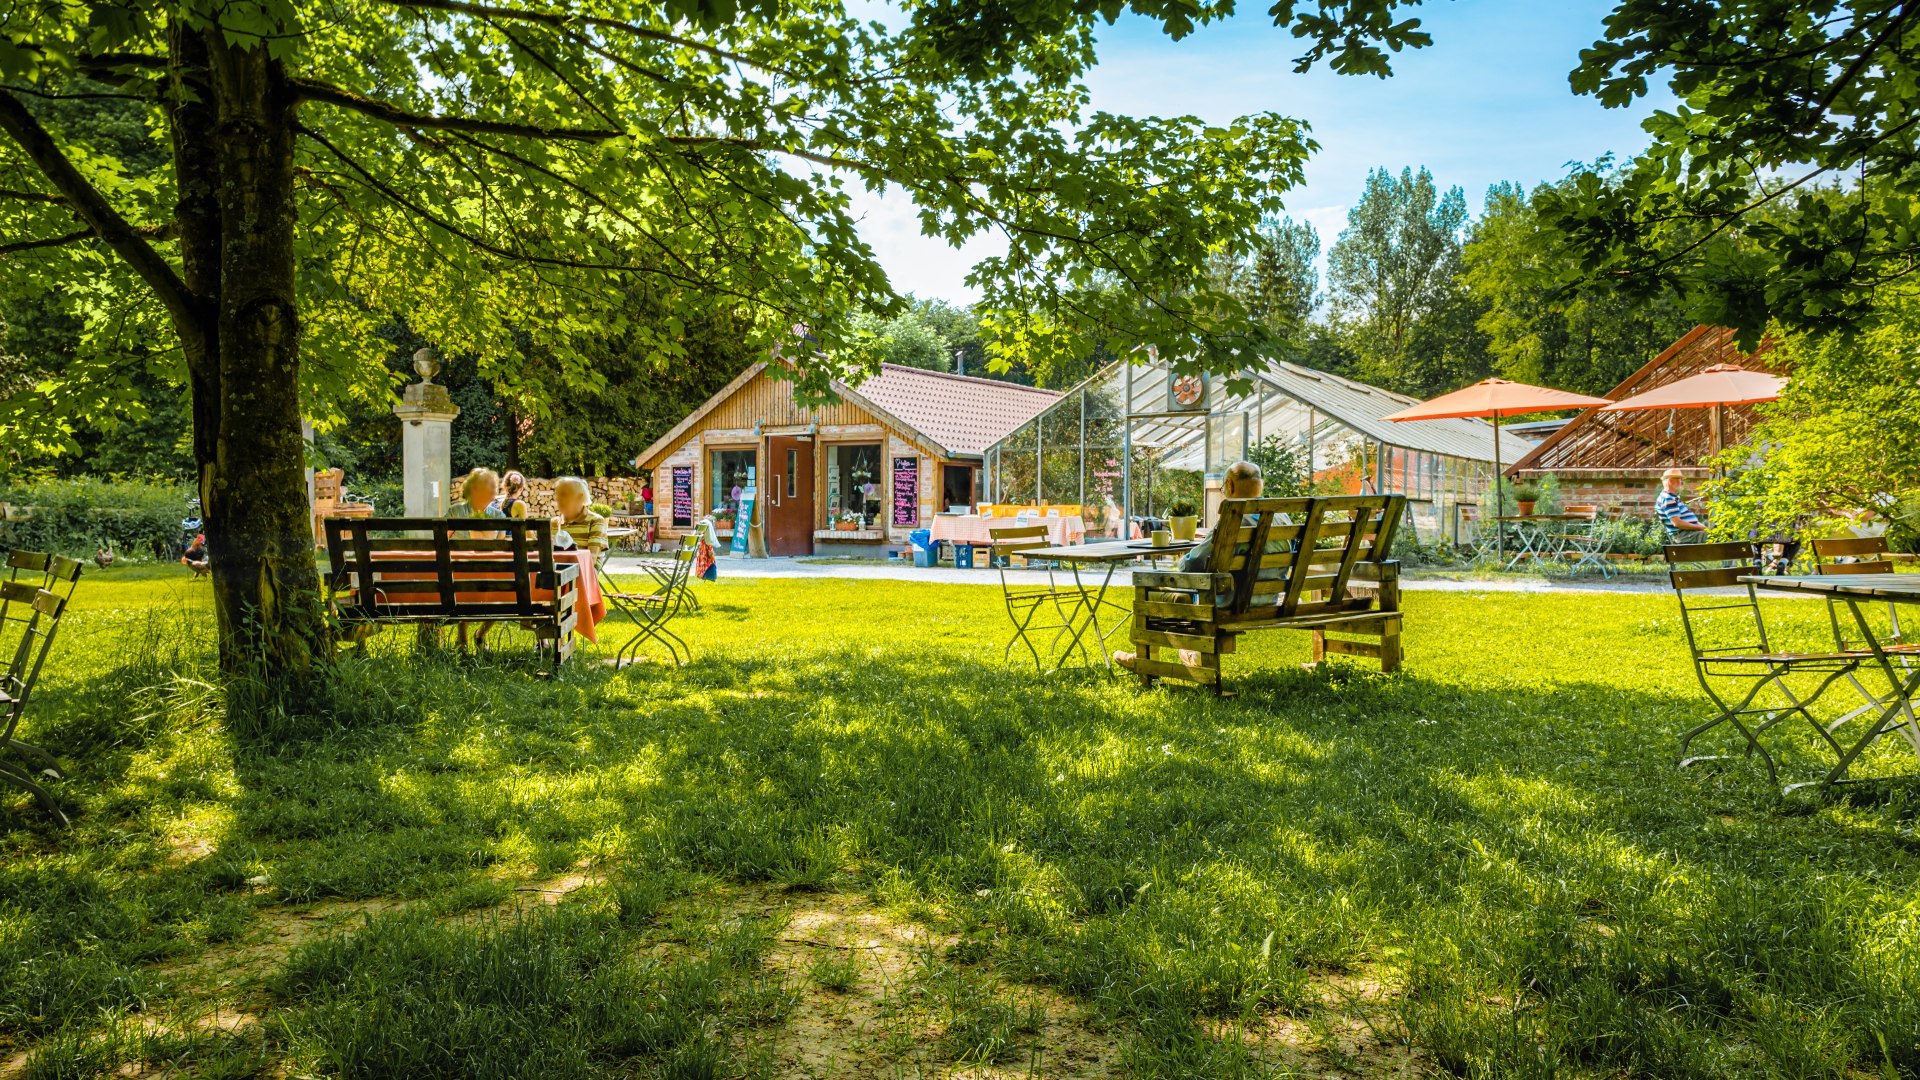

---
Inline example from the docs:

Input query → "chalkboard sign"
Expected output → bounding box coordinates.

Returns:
[670,466,694,527]
[891,456,919,527]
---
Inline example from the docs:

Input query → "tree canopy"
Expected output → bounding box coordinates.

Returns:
[1325,166,1468,380]
[1543,0,1920,343]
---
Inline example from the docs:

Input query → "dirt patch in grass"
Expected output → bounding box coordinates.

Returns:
[1228,966,1426,1078]
[760,891,1124,1078]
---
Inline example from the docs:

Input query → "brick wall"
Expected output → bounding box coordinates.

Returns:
[1527,474,1704,518]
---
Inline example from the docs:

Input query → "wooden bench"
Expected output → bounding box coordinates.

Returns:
[1127,494,1406,692]
[323,518,580,673]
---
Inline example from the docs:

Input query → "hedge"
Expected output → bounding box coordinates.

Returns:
[0,477,193,560]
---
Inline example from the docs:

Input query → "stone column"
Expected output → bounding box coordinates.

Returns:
[393,348,460,517]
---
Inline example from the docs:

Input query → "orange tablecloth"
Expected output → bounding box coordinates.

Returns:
[367,548,607,644]
[931,514,1084,547]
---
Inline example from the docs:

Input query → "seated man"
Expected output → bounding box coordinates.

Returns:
[1655,468,1708,542]
[1114,460,1284,672]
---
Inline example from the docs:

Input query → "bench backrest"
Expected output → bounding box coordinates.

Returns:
[1206,494,1404,617]
[1813,535,1893,575]
[325,517,564,620]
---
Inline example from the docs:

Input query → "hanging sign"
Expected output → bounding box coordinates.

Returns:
[670,466,694,527]
[892,456,919,527]
[729,486,756,557]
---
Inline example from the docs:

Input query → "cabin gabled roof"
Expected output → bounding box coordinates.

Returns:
[633,361,1059,469]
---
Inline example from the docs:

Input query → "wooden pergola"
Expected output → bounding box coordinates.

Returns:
[1509,326,1784,480]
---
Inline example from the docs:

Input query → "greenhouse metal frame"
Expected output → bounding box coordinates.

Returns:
[981,354,1522,542]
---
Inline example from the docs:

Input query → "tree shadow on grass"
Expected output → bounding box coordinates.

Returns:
[7,609,1920,1077]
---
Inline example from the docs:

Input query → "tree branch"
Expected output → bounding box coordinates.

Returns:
[0,88,194,328]
[381,0,778,76]
[291,77,621,141]
[0,227,93,255]
[0,187,66,204]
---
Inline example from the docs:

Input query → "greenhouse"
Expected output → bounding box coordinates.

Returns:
[981,353,1523,542]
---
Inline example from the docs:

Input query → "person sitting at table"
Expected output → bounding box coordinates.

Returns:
[493,470,530,520]
[1113,460,1284,673]
[1655,468,1708,543]
[450,468,506,535]
[552,475,608,556]
[449,468,506,654]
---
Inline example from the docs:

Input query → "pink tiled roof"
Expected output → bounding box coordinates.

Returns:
[844,364,1059,457]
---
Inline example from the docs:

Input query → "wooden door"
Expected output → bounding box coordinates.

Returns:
[765,435,815,556]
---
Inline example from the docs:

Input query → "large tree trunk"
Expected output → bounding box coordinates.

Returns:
[170,26,333,707]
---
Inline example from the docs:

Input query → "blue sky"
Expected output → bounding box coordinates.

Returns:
[853,0,1674,301]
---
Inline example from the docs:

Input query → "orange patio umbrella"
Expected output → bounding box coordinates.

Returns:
[1383,378,1611,556]
[1597,364,1786,454]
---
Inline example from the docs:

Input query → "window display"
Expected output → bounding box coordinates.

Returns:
[826,444,882,526]
[708,449,756,532]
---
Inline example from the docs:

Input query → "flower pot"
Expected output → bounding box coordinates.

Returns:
[1516,500,1537,516]
[835,521,858,532]
[1169,515,1198,541]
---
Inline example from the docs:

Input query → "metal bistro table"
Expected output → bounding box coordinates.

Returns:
[1742,573,1920,791]
[1495,514,1583,572]
[1023,538,1198,675]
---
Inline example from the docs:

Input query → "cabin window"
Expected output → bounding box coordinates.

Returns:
[825,443,882,526]
[708,448,756,531]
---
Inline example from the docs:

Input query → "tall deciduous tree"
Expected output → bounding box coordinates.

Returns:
[1325,166,1468,381]
[1462,179,1693,395]
[1543,0,1920,342]
[1211,215,1320,337]
[0,0,1427,709]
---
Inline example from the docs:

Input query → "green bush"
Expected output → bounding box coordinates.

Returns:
[355,479,405,516]
[1589,516,1666,557]
[0,477,191,560]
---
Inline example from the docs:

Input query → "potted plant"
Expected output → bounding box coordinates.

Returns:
[1511,481,1542,517]
[834,509,862,532]
[712,511,736,533]
[1167,498,1199,541]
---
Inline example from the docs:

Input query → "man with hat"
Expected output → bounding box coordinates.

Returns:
[1655,468,1708,543]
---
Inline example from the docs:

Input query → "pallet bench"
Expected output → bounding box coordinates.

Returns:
[324,518,580,673]
[1128,494,1405,692]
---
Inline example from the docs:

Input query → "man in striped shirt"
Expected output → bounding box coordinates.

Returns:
[1655,468,1707,541]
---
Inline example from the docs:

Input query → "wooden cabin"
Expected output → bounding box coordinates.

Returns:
[635,362,1059,556]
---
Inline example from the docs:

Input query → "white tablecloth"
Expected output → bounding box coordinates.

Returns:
[930,514,1085,546]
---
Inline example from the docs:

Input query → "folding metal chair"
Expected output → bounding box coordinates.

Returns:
[990,524,1082,672]
[1810,536,1920,749]
[1667,541,1860,785]
[1456,505,1499,566]
[1556,504,1614,578]
[625,534,702,614]
[1,576,75,826]
[607,539,694,667]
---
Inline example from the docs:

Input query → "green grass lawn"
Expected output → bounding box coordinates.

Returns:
[4,564,1919,1078]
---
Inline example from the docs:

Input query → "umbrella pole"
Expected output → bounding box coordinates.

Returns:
[1493,415,1504,560]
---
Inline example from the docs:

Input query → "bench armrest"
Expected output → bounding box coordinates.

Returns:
[1133,571,1228,592]
[1350,559,1399,583]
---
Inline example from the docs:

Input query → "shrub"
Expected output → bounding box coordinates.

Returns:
[1245,435,1314,498]
[356,479,405,516]
[1533,473,1563,516]
[0,476,191,560]
[1590,516,1666,557]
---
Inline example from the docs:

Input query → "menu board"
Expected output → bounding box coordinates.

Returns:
[670,466,694,527]
[891,456,919,527]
